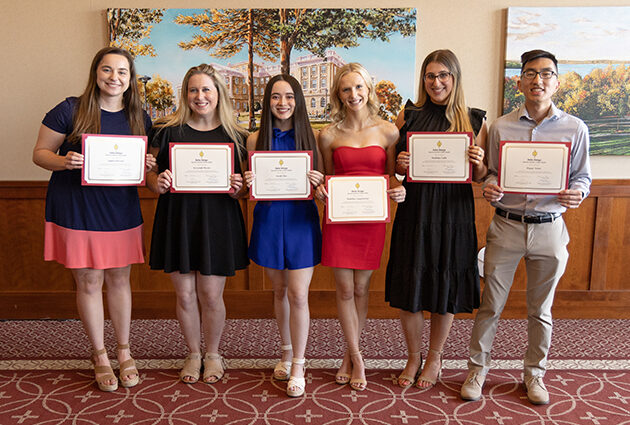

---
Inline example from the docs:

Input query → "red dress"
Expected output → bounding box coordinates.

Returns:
[321,145,387,270]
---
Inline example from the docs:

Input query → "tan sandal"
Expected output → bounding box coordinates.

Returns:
[117,343,139,388]
[286,358,306,397]
[349,351,367,392]
[416,349,442,388]
[398,351,422,388]
[273,344,292,381]
[203,353,225,384]
[92,348,118,392]
[180,352,202,384]
[335,352,351,385]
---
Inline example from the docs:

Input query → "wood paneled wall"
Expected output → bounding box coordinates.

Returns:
[1,180,629,319]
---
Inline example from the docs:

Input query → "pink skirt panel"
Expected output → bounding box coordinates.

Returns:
[44,222,146,269]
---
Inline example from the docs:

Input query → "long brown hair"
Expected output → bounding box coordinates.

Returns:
[68,47,146,143]
[256,74,318,169]
[153,64,247,158]
[416,49,472,133]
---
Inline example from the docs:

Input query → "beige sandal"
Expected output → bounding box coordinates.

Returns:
[273,344,292,381]
[180,352,202,384]
[92,348,118,392]
[117,343,139,388]
[398,351,422,388]
[335,352,352,385]
[416,349,443,388]
[286,358,306,397]
[349,351,367,392]
[203,353,225,384]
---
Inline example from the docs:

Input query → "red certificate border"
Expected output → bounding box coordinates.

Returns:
[406,131,473,184]
[81,133,147,186]
[498,140,572,195]
[248,150,313,201]
[169,142,235,194]
[325,175,391,224]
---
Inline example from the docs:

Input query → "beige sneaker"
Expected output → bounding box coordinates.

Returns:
[524,376,549,405]
[460,370,486,401]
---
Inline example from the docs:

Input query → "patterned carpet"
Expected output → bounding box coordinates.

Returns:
[1,319,629,424]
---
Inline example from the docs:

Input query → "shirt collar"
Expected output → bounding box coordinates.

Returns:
[517,102,561,123]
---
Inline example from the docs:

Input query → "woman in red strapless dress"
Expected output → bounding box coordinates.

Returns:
[316,63,406,391]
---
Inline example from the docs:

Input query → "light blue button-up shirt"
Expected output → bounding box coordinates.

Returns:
[484,103,592,215]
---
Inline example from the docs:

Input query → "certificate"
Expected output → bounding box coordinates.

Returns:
[169,143,234,193]
[81,134,147,186]
[326,175,390,224]
[249,151,313,200]
[407,132,472,183]
[498,141,571,194]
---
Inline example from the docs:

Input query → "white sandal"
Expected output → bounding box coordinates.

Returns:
[286,358,306,397]
[273,344,292,381]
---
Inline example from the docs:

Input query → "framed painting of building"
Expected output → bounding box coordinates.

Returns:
[107,8,416,130]
[503,7,630,155]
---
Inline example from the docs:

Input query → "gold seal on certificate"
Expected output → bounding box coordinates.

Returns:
[498,141,571,194]
[169,143,234,193]
[326,175,390,224]
[249,151,313,200]
[407,132,472,183]
[81,134,147,186]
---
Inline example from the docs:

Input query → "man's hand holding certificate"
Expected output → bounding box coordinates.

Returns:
[498,141,571,194]
[82,134,147,186]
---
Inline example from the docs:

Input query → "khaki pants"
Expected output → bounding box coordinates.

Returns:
[468,213,569,377]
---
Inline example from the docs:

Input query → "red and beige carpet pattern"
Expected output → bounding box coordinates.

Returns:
[1,319,629,424]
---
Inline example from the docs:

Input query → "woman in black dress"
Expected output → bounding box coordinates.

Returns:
[385,49,488,388]
[147,64,249,385]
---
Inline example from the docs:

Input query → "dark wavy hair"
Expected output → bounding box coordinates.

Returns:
[256,74,318,169]
[68,47,146,143]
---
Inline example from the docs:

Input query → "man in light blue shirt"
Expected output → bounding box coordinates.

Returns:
[461,50,591,405]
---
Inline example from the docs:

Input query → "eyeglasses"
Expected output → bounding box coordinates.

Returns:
[521,70,557,80]
[424,72,452,82]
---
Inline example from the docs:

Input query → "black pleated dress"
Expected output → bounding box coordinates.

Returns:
[385,99,485,314]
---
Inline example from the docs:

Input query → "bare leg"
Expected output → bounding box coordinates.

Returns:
[417,312,453,387]
[72,268,115,387]
[196,273,227,383]
[398,309,424,387]
[266,268,293,375]
[334,268,372,390]
[170,272,202,383]
[286,267,314,391]
[104,265,136,384]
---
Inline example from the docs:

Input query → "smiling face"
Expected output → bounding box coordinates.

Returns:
[187,73,219,118]
[269,80,296,124]
[423,61,453,105]
[96,54,130,100]
[338,72,369,112]
[517,57,560,108]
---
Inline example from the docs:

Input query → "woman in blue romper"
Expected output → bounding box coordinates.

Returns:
[245,74,323,398]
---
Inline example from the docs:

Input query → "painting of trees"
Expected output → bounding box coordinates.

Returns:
[273,8,415,74]
[108,8,164,57]
[375,80,402,122]
[175,9,279,130]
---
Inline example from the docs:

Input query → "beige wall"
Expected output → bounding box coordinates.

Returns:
[2,0,630,180]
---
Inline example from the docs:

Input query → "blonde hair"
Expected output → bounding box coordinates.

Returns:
[330,63,380,124]
[416,50,472,133]
[154,64,247,156]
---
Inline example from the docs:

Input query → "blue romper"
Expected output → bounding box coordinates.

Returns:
[248,128,322,270]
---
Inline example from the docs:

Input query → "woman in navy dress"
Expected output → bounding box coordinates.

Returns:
[244,75,323,397]
[147,64,249,385]
[32,47,154,392]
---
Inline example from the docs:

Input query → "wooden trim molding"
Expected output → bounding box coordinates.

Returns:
[1,179,629,319]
